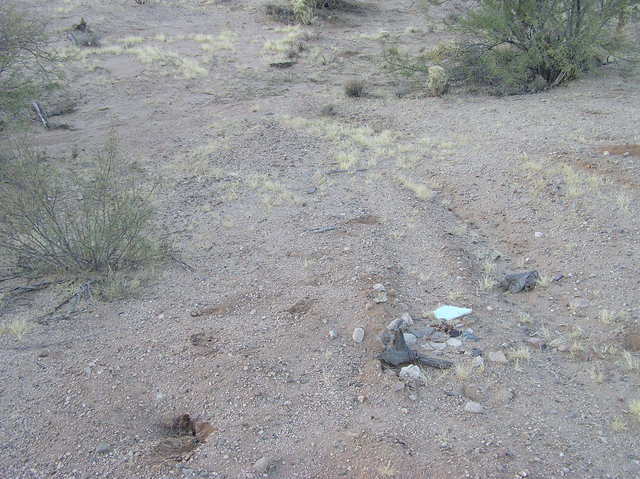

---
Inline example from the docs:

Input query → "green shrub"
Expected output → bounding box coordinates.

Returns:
[0,138,163,276]
[384,0,636,94]
[0,3,60,122]
[451,0,633,93]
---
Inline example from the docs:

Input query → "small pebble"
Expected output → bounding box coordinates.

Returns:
[96,442,111,455]
[464,401,483,414]
[253,456,271,474]
[352,328,365,344]
[403,333,417,346]
[488,351,508,363]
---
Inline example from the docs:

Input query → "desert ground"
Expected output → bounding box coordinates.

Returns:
[1,0,640,478]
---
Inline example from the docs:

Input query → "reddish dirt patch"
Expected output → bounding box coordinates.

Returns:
[597,144,640,157]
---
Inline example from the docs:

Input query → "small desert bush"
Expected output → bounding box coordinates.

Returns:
[0,3,60,123]
[450,0,634,94]
[344,79,366,97]
[384,0,636,95]
[267,0,351,24]
[0,137,163,277]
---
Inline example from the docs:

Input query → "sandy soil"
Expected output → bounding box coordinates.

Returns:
[1,0,640,478]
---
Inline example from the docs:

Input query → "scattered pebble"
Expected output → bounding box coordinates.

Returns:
[400,312,414,325]
[488,351,508,363]
[253,456,271,474]
[464,401,483,414]
[387,314,413,331]
[352,328,365,344]
[411,326,435,338]
[534,231,544,238]
[403,333,417,346]
[96,442,111,455]
[329,330,338,339]
[399,365,426,384]
[430,331,449,343]
[470,348,483,357]
[372,284,388,304]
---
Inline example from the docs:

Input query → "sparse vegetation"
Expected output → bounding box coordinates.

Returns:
[0,137,163,277]
[611,416,627,431]
[630,400,640,422]
[454,363,473,380]
[0,3,60,123]
[454,0,638,94]
[344,79,366,97]
[384,0,637,95]
[0,318,30,340]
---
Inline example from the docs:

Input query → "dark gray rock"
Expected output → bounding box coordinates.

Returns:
[499,271,539,293]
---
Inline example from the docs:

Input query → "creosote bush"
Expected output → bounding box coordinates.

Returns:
[0,3,60,123]
[0,138,164,277]
[451,0,633,94]
[385,0,637,95]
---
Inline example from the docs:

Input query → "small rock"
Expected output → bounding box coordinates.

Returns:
[557,343,570,352]
[372,284,388,303]
[96,442,111,455]
[387,315,413,331]
[471,356,484,368]
[253,456,271,474]
[399,365,426,384]
[373,291,388,303]
[403,333,417,346]
[499,271,539,293]
[357,395,366,403]
[488,351,508,363]
[400,312,414,325]
[430,331,449,343]
[464,401,483,414]
[534,232,544,238]
[329,330,338,339]
[411,326,435,338]
[352,328,365,344]
[430,342,447,351]
[470,348,483,357]
[447,338,462,348]
[463,328,479,341]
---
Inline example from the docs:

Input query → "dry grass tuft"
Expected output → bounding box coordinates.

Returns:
[0,319,30,340]
[611,416,627,432]
[454,363,473,381]
[344,79,366,97]
[630,400,640,422]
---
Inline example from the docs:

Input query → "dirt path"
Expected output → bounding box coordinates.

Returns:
[1,0,639,478]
